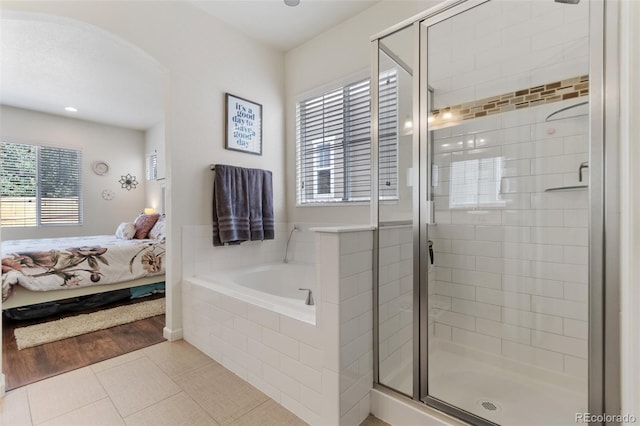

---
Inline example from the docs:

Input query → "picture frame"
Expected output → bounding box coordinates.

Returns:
[225,93,263,155]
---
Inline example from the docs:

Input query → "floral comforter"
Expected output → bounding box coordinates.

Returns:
[1,235,165,302]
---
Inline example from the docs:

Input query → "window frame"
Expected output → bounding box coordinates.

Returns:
[146,153,158,181]
[312,138,336,199]
[295,70,399,206]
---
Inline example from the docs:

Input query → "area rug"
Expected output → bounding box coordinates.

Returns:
[14,298,165,350]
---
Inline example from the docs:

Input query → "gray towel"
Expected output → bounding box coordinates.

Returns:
[212,164,274,246]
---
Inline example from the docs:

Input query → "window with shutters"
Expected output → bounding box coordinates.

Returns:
[0,142,82,227]
[296,71,398,205]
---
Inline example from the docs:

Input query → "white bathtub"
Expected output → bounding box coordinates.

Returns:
[191,262,316,324]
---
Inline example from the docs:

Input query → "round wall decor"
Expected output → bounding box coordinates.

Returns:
[92,161,110,175]
[102,189,114,200]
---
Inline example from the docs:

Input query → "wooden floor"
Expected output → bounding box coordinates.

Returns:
[2,295,166,391]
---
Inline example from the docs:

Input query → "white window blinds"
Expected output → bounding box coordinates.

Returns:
[296,71,398,204]
[146,153,158,180]
[0,142,82,227]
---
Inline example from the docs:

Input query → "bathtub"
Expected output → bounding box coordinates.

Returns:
[191,262,316,324]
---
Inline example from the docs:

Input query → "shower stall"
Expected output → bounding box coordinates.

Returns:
[371,1,619,424]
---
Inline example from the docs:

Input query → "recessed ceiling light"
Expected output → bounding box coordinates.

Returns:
[284,0,300,6]
[64,106,78,112]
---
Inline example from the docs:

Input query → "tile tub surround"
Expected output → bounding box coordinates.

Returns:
[182,222,320,278]
[182,226,374,425]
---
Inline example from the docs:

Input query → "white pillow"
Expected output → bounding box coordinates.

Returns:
[115,222,136,239]
[148,216,166,241]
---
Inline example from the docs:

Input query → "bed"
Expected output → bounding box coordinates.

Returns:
[1,235,166,310]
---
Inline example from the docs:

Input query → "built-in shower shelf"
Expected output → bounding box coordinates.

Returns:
[544,185,588,192]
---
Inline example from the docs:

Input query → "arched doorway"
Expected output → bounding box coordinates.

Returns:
[0,10,170,395]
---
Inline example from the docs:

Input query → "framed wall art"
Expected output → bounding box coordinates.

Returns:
[225,93,263,155]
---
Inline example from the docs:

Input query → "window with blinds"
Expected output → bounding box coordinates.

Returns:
[296,71,398,204]
[0,142,82,227]
[146,153,158,180]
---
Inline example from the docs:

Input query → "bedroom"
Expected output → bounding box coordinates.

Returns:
[1,1,639,425]
[0,15,169,389]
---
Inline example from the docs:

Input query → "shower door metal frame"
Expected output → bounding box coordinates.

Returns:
[371,0,621,424]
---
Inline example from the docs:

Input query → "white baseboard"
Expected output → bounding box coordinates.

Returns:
[163,327,183,341]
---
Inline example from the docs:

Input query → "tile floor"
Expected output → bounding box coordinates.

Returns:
[0,340,388,426]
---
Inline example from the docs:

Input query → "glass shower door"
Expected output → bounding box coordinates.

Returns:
[422,1,590,424]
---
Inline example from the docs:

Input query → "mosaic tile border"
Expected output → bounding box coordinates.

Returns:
[431,75,589,122]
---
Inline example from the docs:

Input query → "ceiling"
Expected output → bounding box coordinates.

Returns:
[0,1,378,131]
[0,15,167,131]
[189,0,379,52]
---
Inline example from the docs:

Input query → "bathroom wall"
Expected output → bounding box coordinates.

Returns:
[620,0,640,416]
[181,222,325,279]
[285,0,435,226]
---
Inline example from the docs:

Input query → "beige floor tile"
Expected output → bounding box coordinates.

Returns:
[124,391,218,426]
[96,356,181,417]
[39,398,125,426]
[91,348,147,374]
[229,400,307,426]
[1,387,33,426]
[142,341,213,378]
[26,366,107,425]
[174,363,269,425]
[359,414,392,426]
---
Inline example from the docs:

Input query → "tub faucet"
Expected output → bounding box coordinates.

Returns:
[298,288,315,305]
[283,225,298,263]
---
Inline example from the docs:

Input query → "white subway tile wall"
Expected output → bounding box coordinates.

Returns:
[430,100,588,380]
[428,0,589,110]
[423,1,590,383]
[378,225,413,395]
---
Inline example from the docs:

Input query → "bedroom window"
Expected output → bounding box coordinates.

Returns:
[146,153,158,181]
[0,142,82,227]
[296,71,398,204]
